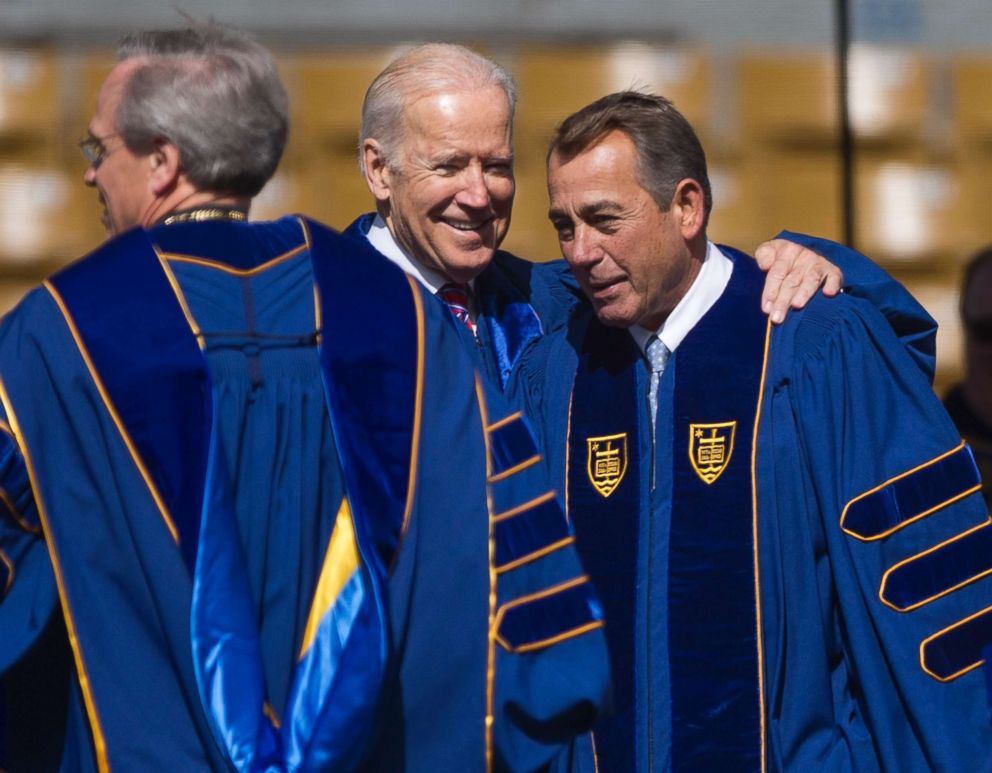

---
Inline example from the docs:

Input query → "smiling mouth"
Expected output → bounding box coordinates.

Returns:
[584,277,626,305]
[443,218,491,232]
[588,276,623,292]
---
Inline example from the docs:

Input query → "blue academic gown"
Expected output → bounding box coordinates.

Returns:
[0,216,609,772]
[513,237,992,772]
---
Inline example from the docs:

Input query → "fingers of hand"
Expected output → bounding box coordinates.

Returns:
[821,266,844,297]
[754,241,779,270]
[759,240,805,315]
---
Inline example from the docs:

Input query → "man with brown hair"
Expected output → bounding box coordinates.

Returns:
[514,91,992,772]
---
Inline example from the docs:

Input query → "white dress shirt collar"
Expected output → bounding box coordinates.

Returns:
[629,240,733,357]
[365,214,463,295]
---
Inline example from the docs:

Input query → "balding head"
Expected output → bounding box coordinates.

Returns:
[359,43,516,174]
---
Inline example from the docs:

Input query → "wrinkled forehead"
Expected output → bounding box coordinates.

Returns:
[548,131,643,192]
[399,85,512,143]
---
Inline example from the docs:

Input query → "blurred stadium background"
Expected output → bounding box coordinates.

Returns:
[0,0,989,392]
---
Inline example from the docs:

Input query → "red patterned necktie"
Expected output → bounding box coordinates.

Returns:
[437,282,476,335]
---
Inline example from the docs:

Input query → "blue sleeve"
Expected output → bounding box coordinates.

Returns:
[0,406,57,674]
[776,230,938,382]
[478,377,610,772]
[786,295,992,769]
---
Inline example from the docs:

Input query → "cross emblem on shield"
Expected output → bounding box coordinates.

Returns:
[689,421,737,484]
[586,432,628,497]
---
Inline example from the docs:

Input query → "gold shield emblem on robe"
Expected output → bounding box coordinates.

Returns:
[689,421,736,484]
[586,433,628,497]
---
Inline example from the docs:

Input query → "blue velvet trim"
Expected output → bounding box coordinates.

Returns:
[342,213,375,244]
[309,218,417,579]
[669,250,765,772]
[923,607,992,681]
[495,498,572,570]
[498,579,602,651]
[48,228,210,573]
[843,444,980,541]
[883,522,992,610]
[489,415,539,478]
[567,319,642,773]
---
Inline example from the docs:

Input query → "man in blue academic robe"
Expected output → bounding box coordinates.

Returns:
[513,91,992,771]
[0,23,609,772]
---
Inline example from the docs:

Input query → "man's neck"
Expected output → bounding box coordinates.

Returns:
[629,240,732,357]
[145,188,252,228]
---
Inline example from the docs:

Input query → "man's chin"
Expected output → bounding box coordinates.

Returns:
[99,203,119,236]
[437,248,495,284]
[593,302,637,330]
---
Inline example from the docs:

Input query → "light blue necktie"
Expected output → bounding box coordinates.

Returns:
[645,334,671,436]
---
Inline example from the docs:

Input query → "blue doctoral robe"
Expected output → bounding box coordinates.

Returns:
[513,237,992,772]
[0,216,608,772]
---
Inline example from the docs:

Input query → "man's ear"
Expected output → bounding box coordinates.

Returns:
[362,138,392,203]
[672,178,706,241]
[149,139,182,196]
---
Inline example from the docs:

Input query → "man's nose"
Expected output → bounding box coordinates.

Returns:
[455,166,490,209]
[83,165,97,187]
[569,225,601,267]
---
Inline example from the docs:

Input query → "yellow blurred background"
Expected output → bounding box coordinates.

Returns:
[0,39,989,391]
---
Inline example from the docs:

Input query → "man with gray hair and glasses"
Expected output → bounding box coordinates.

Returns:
[347,43,920,392]
[0,23,609,772]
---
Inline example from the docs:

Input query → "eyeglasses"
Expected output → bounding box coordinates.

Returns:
[78,131,122,167]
